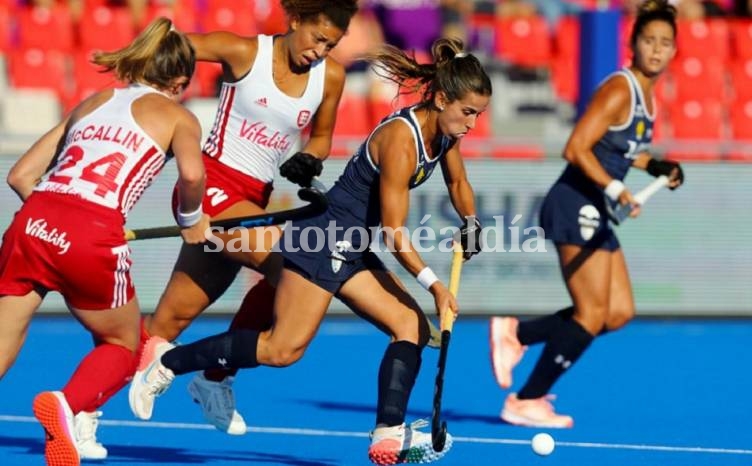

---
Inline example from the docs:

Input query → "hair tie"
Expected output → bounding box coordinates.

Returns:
[454,52,468,59]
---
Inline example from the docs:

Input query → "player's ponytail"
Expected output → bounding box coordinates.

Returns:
[366,37,491,107]
[92,17,195,90]
[630,0,677,47]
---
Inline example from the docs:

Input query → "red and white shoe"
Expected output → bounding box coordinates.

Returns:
[33,391,80,466]
[489,317,526,389]
[500,393,574,428]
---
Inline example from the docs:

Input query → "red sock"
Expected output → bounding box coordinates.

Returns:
[62,343,138,414]
[204,278,275,382]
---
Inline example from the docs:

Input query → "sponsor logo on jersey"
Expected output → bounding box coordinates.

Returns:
[297,110,311,128]
[239,120,292,152]
[25,218,71,254]
[255,97,268,107]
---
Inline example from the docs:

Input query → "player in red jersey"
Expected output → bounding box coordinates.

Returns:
[0,18,208,466]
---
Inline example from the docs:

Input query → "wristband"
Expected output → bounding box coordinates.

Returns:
[604,180,625,202]
[177,205,203,228]
[416,267,439,291]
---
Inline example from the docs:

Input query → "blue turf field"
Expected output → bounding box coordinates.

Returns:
[1,316,750,465]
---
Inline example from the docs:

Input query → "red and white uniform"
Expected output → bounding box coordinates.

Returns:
[196,34,326,215]
[0,85,169,309]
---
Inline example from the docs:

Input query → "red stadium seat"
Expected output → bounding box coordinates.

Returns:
[78,7,135,51]
[494,15,551,68]
[675,19,730,63]
[254,0,286,35]
[17,5,74,52]
[729,99,752,139]
[729,58,752,100]
[331,94,370,157]
[728,99,752,161]
[72,49,120,102]
[0,5,10,54]
[730,19,752,60]
[201,0,256,36]
[8,48,70,99]
[666,99,724,161]
[185,61,223,99]
[620,15,636,67]
[142,1,198,31]
[670,56,728,102]
[550,16,580,103]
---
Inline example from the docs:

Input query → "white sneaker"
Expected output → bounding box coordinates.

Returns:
[74,411,107,460]
[129,336,175,420]
[188,373,247,435]
[368,419,452,465]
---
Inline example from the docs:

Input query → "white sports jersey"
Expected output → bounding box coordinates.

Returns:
[202,34,326,183]
[35,84,168,220]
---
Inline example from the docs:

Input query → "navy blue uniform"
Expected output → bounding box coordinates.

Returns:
[540,69,655,250]
[279,106,452,293]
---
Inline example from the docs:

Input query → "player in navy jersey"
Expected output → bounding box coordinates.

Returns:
[490,0,685,428]
[0,18,207,466]
[129,37,492,465]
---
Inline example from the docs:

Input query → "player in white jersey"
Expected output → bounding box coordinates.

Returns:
[0,18,208,466]
[135,0,359,435]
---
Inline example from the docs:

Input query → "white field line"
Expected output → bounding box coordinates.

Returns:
[1,415,750,456]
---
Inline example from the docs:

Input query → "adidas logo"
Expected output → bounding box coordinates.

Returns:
[255,97,268,107]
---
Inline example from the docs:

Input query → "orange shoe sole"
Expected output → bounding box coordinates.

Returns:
[32,392,80,466]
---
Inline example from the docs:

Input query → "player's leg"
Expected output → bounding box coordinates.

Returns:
[338,268,451,464]
[490,306,574,389]
[130,267,334,420]
[502,244,607,428]
[33,298,140,466]
[604,248,635,332]
[0,291,43,378]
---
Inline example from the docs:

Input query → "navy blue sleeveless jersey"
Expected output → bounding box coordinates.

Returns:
[540,69,655,250]
[279,106,452,292]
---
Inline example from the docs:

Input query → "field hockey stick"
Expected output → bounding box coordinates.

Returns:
[125,183,328,241]
[431,242,464,452]
[611,175,670,225]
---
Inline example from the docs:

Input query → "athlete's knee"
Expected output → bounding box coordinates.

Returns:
[265,345,306,367]
[605,305,635,331]
[574,304,609,335]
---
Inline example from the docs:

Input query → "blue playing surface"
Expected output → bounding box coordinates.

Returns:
[1,316,750,465]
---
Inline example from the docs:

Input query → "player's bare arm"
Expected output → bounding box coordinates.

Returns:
[563,76,631,190]
[302,57,346,159]
[187,32,258,80]
[7,117,69,201]
[440,144,477,219]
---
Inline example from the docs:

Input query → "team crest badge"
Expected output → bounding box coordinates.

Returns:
[297,110,311,128]
[636,120,645,140]
[330,240,351,273]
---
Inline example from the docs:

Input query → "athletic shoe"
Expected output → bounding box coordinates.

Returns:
[500,393,574,428]
[489,316,526,389]
[128,336,175,420]
[188,373,247,435]
[74,410,107,460]
[33,391,80,466]
[368,419,452,465]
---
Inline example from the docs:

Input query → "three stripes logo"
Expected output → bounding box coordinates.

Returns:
[255,97,268,107]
